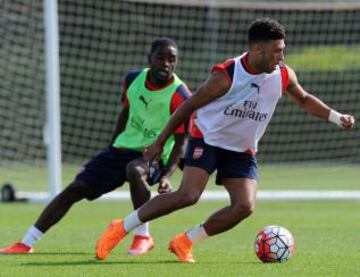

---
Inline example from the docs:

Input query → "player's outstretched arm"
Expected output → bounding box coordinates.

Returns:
[143,71,231,162]
[285,65,355,130]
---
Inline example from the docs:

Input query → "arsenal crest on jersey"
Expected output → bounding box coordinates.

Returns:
[193,147,203,159]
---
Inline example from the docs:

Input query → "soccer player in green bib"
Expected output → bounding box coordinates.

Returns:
[0,38,191,255]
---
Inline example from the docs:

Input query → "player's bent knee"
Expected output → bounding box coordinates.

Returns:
[126,167,139,181]
[126,161,147,182]
[233,202,255,218]
[176,191,200,207]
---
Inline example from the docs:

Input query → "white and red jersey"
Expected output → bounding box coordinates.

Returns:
[192,53,289,154]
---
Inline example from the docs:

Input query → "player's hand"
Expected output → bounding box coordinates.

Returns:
[340,114,355,129]
[143,140,164,162]
[158,176,172,194]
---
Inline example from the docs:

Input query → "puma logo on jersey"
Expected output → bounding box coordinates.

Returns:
[139,95,150,109]
[251,83,260,93]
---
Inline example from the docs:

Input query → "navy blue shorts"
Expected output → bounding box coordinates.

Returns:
[184,137,258,185]
[75,147,164,200]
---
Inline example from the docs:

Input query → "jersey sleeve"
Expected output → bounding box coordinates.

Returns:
[121,80,129,107]
[121,69,142,106]
[170,84,192,134]
[211,59,235,84]
[189,113,204,138]
[279,63,289,92]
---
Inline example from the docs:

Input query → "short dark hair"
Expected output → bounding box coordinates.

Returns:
[150,37,178,54]
[248,18,285,44]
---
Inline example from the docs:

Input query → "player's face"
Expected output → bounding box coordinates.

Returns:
[258,39,285,73]
[149,45,178,83]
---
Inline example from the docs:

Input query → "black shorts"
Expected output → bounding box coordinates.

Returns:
[75,147,164,200]
[184,137,258,185]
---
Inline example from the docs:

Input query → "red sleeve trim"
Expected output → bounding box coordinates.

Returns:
[171,85,192,134]
[189,114,204,138]
[121,81,129,107]
[280,64,289,92]
[170,92,185,113]
[211,59,235,84]
[172,92,186,134]
[170,85,191,113]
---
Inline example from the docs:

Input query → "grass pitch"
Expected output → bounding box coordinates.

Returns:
[1,200,360,276]
[0,164,359,191]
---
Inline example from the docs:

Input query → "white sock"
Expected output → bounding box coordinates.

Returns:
[186,225,209,243]
[134,222,150,237]
[123,210,143,232]
[21,225,44,247]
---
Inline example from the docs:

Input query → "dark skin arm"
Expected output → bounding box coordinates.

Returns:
[286,66,355,129]
[157,133,187,193]
[109,106,129,145]
[144,71,231,162]
[111,104,187,193]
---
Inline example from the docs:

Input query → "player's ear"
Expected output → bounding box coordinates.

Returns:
[252,42,263,55]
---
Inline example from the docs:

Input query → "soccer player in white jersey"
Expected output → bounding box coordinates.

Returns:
[95,18,355,262]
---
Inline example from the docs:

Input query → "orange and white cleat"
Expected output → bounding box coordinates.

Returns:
[128,235,155,255]
[95,219,128,260]
[168,233,195,263]
[0,242,33,254]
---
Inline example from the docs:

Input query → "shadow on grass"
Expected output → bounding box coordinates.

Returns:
[22,258,261,267]
[25,252,91,256]
[23,259,180,266]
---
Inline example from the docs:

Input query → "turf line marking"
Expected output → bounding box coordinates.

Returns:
[13,190,360,203]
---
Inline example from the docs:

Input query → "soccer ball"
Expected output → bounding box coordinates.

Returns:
[254,225,295,263]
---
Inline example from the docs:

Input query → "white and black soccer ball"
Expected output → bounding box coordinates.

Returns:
[254,225,295,263]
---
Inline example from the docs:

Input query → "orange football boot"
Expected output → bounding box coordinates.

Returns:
[96,219,128,260]
[128,235,155,255]
[168,233,195,263]
[0,242,33,254]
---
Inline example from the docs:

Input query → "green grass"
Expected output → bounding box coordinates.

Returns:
[1,200,360,276]
[286,46,360,71]
[0,164,359,191]
[258,165,360,190]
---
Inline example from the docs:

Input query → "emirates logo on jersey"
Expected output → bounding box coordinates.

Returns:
[223,101,268,122]
[193,147,204,159]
